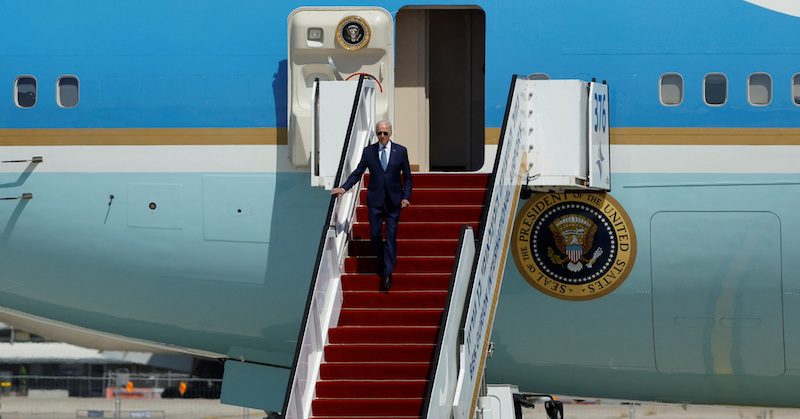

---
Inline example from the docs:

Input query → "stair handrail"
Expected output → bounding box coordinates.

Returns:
[423,225,476,419]
[443,75,532,419]
[330,78,377,258]
[282,75,376,419]
[455,74,531,419]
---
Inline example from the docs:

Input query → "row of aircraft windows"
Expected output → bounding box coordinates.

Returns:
[14,75,79,109]
[17,73,800,110]
[528,73,800,107]
[659,73,800,106]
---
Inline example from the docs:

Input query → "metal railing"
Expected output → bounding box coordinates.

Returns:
[419,75,531,419]
[453,76,533,419]
[282,75,376,419]
[423,226,476,419]
[452,74,531,419]
[329,78,376,255]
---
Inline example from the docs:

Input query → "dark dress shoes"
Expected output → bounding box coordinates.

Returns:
[382,274,392,291]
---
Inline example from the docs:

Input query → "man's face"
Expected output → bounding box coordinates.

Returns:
[376,124,391,146]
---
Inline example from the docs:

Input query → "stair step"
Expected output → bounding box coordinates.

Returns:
[324,344,436,362]
[329,326,439,344]
[310,417,420,419]
[365,173,490,188]
[341,273,451,291]
[338,309,443,326]
[352,222,479,240]
[312,397,425,416]
[342,291,448,309]
[319,363,431,380]
[348,239,460,257]
[316,379,429,398]
[360,189,486,205]
[311,417,420,419]
[344,257,454,274]
[310,173,488,419]
[356,205,484,223]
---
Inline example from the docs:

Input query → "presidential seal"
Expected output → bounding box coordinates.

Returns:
[336,16,371,51]
[512,193,636,300]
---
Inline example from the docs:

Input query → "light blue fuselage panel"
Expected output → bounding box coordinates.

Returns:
[492,173,800,405]
[0,172,329,366]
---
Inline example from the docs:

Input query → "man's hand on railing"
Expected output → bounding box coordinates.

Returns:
[331,187,346,197]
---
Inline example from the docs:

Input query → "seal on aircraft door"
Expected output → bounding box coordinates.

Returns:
[512,192,636,300]
[336,16,371,51]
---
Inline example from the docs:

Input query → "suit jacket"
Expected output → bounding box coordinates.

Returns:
[341,141,413,209]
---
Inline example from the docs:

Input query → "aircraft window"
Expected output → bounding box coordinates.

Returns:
[793,74,800,105]
[704,73,727,106]
[748,73,771,106]
[659,73,683,106]
[527,73,550,80]
[15,76,37,108]
[57,76,80,108]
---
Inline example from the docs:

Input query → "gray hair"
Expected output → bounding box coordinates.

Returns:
[375,120,392,131]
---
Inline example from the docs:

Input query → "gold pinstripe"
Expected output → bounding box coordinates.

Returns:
[485,127,800,146]
[1,127,798,146]
[0,128,287,146]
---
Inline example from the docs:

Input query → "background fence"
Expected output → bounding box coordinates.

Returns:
[0,374,222,399]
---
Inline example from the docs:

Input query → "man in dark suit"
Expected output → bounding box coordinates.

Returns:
[331,120,412,290]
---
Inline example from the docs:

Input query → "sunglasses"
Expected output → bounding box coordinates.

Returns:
[376,131,390,136]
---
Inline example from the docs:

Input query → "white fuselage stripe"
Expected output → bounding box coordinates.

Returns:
[0,145,302,173]
[0,144,798,174]
[612,145,800,174]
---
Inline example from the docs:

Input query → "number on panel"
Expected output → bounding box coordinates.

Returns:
[592,92,608,133]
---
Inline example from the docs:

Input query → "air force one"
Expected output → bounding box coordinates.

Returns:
[2,0,800,417]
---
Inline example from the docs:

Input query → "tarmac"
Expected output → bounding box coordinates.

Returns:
[523,402,793,419]
[0,397,798,419]
[0,397,249,419]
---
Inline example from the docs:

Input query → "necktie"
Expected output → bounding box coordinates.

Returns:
[380,146,388,171]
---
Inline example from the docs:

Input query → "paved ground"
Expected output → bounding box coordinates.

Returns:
[0,397,798,419]
[0,397,251,419]
[524,402,792,419]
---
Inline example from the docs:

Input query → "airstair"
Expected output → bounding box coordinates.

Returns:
[311,172,488,418]
[282,74,611,419]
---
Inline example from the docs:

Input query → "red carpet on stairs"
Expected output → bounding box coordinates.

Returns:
[311,173,489,419]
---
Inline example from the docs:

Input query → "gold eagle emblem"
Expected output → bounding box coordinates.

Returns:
[548,214,603,272]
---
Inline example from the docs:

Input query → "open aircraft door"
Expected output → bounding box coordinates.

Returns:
[287,7,394,167]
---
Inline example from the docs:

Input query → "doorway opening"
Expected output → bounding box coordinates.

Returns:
[395,7,485,172]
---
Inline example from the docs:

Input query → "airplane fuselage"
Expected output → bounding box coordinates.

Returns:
[1,0,800,408]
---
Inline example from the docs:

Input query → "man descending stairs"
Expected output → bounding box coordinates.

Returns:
[311,173,489,419]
